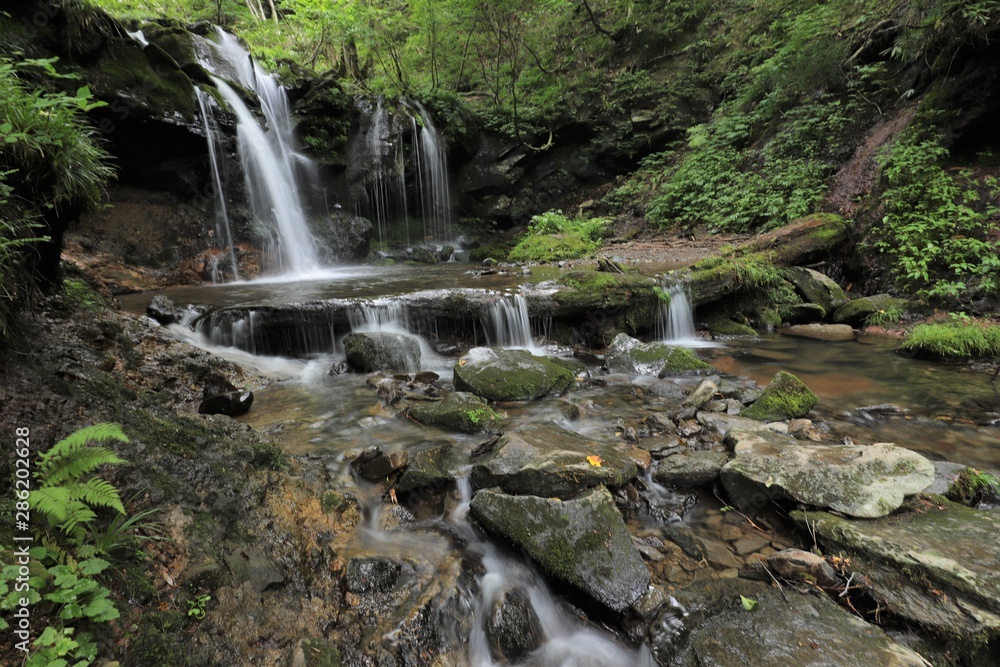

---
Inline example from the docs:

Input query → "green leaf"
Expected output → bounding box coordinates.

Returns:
[740,595,758,611]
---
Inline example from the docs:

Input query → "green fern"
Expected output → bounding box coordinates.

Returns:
[31,423,129,540]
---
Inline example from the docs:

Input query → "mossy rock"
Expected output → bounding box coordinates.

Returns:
[453,347,574,401]
[86,38,196,120]
[741,371,818,422]
[704,314,757,337]
[604,333,712,375]
[832,295,908,326]
[470,486,649,612]
[553,271,658,318]
[130,611,193,666]
[412,247,439,264]
[343,332,421,372]
[408,392,505,433]
[777,302,826,324]
[396,443,457,494]
[783,266,848,315]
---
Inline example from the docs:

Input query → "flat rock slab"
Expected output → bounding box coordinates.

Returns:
[780,323,856,341]
[721,430,934,518]
[654,451,730,487]
[697,411,772,436]
[471,423,637,497]
[344,332,422,372]
[659,579,930,667]
[792,498,1000,643]
[408,391,505,433]
[470,486,649,612]
[454,347,574,401]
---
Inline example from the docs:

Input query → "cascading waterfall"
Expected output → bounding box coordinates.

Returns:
[414,102,453,243]
[194,88,239,281]
[485,293,542,351]
[656,281,716,347]
[197,29,322,276]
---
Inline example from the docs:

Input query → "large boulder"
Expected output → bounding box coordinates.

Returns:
[343,332,421,372]
[453,347,574,401]
[792,497,1000,658]
[721,430,935,518]
[741,371,818,422]
[408,392,505,433]
[784,267,848,315]
[832,294,908,326]
[603,333,712,375]
[656,578,931,667]
[470,486,649,612]
[471,423,638,497]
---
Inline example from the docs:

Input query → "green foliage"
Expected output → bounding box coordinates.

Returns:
[507,210,609,263]
[186,593,211,620]
[871,125,1000,302]
[32,423,129,541]
[864,305,904,328]
[740,594,758,611]
[946,467,1000,506]
[899,318,1000,358]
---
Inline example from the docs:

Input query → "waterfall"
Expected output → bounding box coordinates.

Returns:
[485,293,540,351]
[195,88,239,280]
[415,102,453,243]
[656,282,716,347]
[197,29,322,276]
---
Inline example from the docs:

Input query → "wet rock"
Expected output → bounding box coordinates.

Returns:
[408,391,505,433]
[670,379,719,420]
[654,451,730,488]
[721,430,935,518]
[603,333,712,376]
[780,323,855,341]
[470,486,650,612]
[832,294,908,326]
[659,579,931,667]
[471,423,638,497]
[486,587,543,664]
[412,246,439,264]
[855,403,908,419]
[763,549,839,587]
[224,547,285,593]
[345,557,402,594]
[343,332,421,372]
[696,412,770,437]
[785,267,848,315]
[646,379,687,399]
[322,211,372,261]
[351,446,409,482]
[792,497,1000,652]
[923,461,971,496]
[741,371,817,422]
[198,374,254,417]
[286,638,341,667]
[396,444,456,494]
[779,303,828,324]
[328,361,351,375]
[454,347,574,401]
[146,295,181,325]
[639,436,683,458]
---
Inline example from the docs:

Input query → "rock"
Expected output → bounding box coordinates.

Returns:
[471,423,638,497]
[780,323,856,341]
[224,547,284,593]
[658,578,931,667]
[486,587,543,664]
[603,333,712,376]
[396,444,456,494]
[792,497,1000,652]
[639,436,683,458]
[721,430,935,518]
[670,379,719,420]
[832,294,908,326]
[198,374,253,417]
[741,371,817,422]
[286,638,341,667]
[697,412,770,436]
[784,267,848,315]
[654,451,730,488]
[779,303,827,324]
[646,379,687,399]
[470,486,650,612]
[408,392,505,433]
[412,246,439,264]
[321,211,372,261]
[146,295,181,325]
[328,361,351,375]
[350,446,409,482]
[453,347,574,401]
[628,447,653,471]
[764,549,840,587]
[345,557,402,594]
[343,332,421,372]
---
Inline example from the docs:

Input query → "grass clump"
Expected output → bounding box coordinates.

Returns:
[946,468,1000,506]
[864,304,904,328]
[508,211,609,263]
[899,317,1000,359]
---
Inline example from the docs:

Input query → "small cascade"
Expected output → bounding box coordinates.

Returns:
[414,102,453,242]
[126,29,149,46]
[485,293,540,351]
[656,282,715,347]
[197,29,323,276]
[346,300,444,370]
[194,307,338,357]
[194,88,239,280]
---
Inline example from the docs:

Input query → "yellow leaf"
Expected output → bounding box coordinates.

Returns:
[458,358,468,366]
[587,455,603,467]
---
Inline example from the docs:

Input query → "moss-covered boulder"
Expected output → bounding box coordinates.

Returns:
[832,294,908,326]
[396,443,457,494]
[471,423,638,497]
[86,38,197,120]
[552,271,660,336]
[777,303,826,324]
[741,371,818,422]
[408,392,505,433]
[603,333,713,375]
[343,332,421,372]
[661,578,931,667]
[791,497,1000,657]
[453,347,573,401]
[704,314,758,337]
[470,486,650,612]
[721,430,935,518]
[784,267,848,315]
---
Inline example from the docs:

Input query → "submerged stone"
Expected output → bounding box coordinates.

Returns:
[454,347,574,401]
[721,430,935,518]
[470,486,650,612]
[408,391,505,433]
[604,333,712,375]
[471,423,638,497]
[343,332,421,372]
[741,371,818,422]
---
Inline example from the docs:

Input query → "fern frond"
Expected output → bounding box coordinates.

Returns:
[41,447,127,488]
[71,477,125,515]
[59,503,97,537]
[30,487,73,523]
[38,423,128,480]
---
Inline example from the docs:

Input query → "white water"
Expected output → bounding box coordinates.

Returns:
[485,293,546,353]
[198,30,322,276]
[657,283,717,348]
[346,300,449,372]
[126,29,149,46]
[415,102,453,242]
[194,88,239,280]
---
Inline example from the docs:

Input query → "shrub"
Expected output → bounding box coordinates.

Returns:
[507,210,609,263]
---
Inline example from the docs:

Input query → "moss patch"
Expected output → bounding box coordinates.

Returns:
[408,392,506,433]
[741,371,818,421]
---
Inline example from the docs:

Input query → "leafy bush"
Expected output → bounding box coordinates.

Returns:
[507,210,609,263]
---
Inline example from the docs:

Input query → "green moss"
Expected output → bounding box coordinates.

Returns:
[408,392,506,432]
[321,491,347,512]
[945,468,1000,506]
[704,314,757,337]
[742,371,818,421]
[130,611,192,666]
[87,39,196,120]
[659,346,714,373]
[508,232,598,263]
[899,320,1000,359]
[59,278,108,314]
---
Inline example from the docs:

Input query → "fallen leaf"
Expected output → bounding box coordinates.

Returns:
[587,455,603,467]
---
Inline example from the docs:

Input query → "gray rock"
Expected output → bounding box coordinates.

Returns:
[603,333,712,376]
[659,579,930,667]
[486,587,543,664]
[721,430,935,518]
[785,267,848,314]
[396,444,457,494]
[224,547,284,593]
[654,451,730,487]
[764,549,839,587]
[792,498,1000,650]
[470,486,650,612]
[147,295,180,325]
[343,332,421,372]
[351,446,409,481]
[670,379,719,420]
[453,347,574,401]
[780,323,856,341]
[198,374,253,417]
[345,557,402,594]
[471,423,638,497]
[408,392,505,433]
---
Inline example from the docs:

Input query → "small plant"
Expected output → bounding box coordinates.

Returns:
[740,595,758,611]
[946,468,1000,506]
[186,593,212,620]
[864,305,904,328]
[507,210,609,263]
